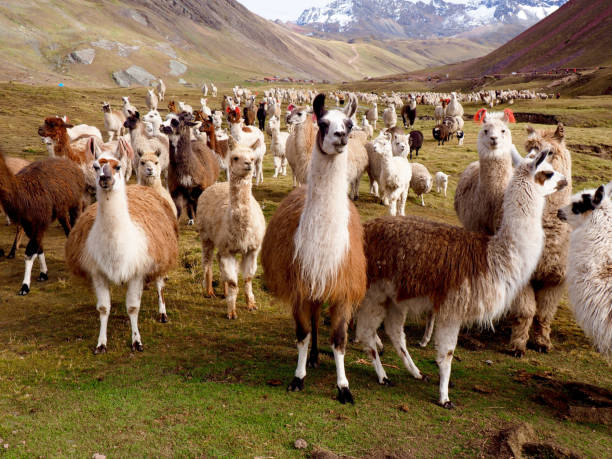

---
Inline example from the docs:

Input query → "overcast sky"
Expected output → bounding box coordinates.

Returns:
[238,1,329,22]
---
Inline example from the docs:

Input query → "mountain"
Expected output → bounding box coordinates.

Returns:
[296,0,568,41]
[0,0,498,86]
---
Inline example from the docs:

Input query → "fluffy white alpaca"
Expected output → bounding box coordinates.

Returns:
[269,116,289,178]
[380,141,412,216]
[435,171,449,197]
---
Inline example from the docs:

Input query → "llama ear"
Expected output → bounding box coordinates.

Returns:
[86,137,96,159]
[593,185,605,206]
[532,149,549,171]
[313,94,326,121]
[510,144,523,167]
[344,94,357,119]
[554,122,565,140]
[154,149,161,157]
[526,125,536,136]
[250,138,261,150]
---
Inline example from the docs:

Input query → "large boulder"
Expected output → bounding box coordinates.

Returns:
[66,48,95,65]
[169,60,187,76]
[112,65,156,87]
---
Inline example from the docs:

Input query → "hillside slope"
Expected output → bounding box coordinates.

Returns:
[0,0,495,86]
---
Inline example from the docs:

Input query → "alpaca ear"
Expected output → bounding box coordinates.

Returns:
[532,149,549,171]
[526,125,536,136]
[86,137,97,159]
[510,144,524,167]
[344,94,357,119]
[250,139,261,150]
[154,149,161,157]
[313,93,326,121]
[593,185,605,206]
[554,122,565,141]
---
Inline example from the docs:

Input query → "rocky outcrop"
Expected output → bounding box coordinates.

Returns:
[112,65,156,87]
[169,60,187,76]
[66,48,95,65]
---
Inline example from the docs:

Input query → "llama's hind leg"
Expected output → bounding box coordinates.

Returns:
[434,319,461,409]
[19,237,42,295]
[384,302,424,380]
[273,156,281,178]
[156,277,168,323]
[93,274,111,354]
[532,283,564,353]
[288,300,312,392]
[330,300,354,404]
[126,276,145,351]
[419,311,435,347]
[508,285,536,357]
[7,225,24,259]
[36,248,48,282]
[219,254,239,319]
[201,240,216,297]
[240,249,258,311]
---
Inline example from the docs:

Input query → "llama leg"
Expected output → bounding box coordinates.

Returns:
[219,254,239,319]
[273,156,280,178]
[107,131,115,142]
[384,303,424,380]
[93,274,111,354]
[532,284,564,353]
[308,301,322,368]
[7,225,24,259]
[508,285,536,357]
[126,277,144,351]
[186,202,195,226]
[19,237,42,295]
[288,301,311,392]
[156,277,168,323]
[201,240,216,297]
[240,250,258,311]
[388,197,397,216]
[434,319,461,409]
[282,158,287,176]
[399,191,407,216]
[36,249,48,282]
[419,311,435,347]
[330,301,353,404]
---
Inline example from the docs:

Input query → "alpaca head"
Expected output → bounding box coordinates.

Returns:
[93,153,124,192]
[137,151,162,183]
[477,114,512,155]
[227,108,241,124]
[143,110,161,126]
[198,115,214,134]
[557,183,611,229]
[102,102,112,113]
[313,93,355,155]
[521,150,568,197]
[286,104,310,125]
[122,96,130,105]
[268,116,279,131]
[525,123,566,160]
[212,111,223,128]
[176,112,198,134]
[227,136,257,179]
[168,100,178,113]
[392,134,409,157]
[148,89,155,97]
[38,116,72,140]
[372,132,392,158]
[123,112,141,130]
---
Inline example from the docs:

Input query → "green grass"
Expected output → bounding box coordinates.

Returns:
[0,84,611,458]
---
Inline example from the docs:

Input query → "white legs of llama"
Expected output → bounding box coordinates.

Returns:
[333,345,349,389]
[220,255,239,319]
[126,276,144,351]
[384,304,423,380]
[295,333,311,381]
[241,250,258,311]
[435,320,460,409]
[19,252,46,295]
[93,274,111,354]
[156,277,168,323]
[273,157,282,178]
[419,311,436,348]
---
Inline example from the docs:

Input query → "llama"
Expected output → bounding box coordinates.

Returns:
[227,108,266,185]
[196,138,266,319]
[432,124,451,146]
[136,151,176,217]
[261,94,367,404]
[102,102,126,142]
[0,153,86,294]
[200,98,212,117]
[435,171,449,197]
[146,88,158,111]
[355,151,567,408]
[122,97,137,118]
[65,150,178,353]
[408,131,424,160]
[401,96,417,128]
[143,110,163,136]
[558,183,612,359]
[445,92,464,118]
[361,116,373,139]
[383,104,397,129]
[0,156,30,259]
[391,133,409,158]
[256,102,267,131]
[210,83,217,97]
[269,116,289,178]
[198,115,229,178]
[379,142,412,215]
[409,162,432,206]
[178,101,193,114]
[366,103,378,131]
[365,132,392,199]
[168,100,179,114]
[157,78,166,101]
[434,100,447,124]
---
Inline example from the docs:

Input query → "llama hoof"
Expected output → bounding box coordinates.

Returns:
[509,348,525,358]
[418,341,428,348]
[337,386,354,405]
[534,345,550,354]
[246,301,257,311]
[18,284,30,295]
[420,373,431,383]
[158,313,168,323]
[37,272,48,282]
[287,377,304,392]
[440,401,456,410]
[227,311,237,320]
[380,377,394,387]
[205,290,217,299]
[94,344,107,355]
[187,219,194,226]
[131,341,144,352]
[307,356,319,369]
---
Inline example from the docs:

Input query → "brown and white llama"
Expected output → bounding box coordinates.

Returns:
[285,104,317,187]
[261,94,367,404]
[0,156,30,259]
[65,149,178,353]
[0,153,86,295]
[355,151,567,408]
[123,112,169,187]
[196,137,266,319]
[196,113,229,178]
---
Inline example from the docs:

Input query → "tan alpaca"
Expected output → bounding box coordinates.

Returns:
[285,104,317,187]
[196,138,266,319]
[137,151,177,217]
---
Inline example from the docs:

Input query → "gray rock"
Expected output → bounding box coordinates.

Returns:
[125,9,148,26]
[67,48,95,65]
[91,39,114,50]
[117,43,139,57]
[169,60,187,76]
[112,65,156,87]
[156,43,177,58]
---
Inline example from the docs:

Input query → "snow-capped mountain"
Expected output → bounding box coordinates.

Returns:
[296,0,568,39]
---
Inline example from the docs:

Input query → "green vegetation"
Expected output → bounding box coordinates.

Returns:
[0,84,610,458]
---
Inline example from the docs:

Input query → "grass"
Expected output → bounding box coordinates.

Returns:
[0,83,611,458]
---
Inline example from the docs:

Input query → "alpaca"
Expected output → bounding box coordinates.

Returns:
[432,124,451,145]
[361,116,373,139]
[261,94,367,404]
[201,82,208,96]
[200,98,212,117]
[366,103,378,131]
[401,96,417,128]
[409,162,432,207]
[168,100,179,114]
[0,156,30,259]
[198,115,229,178]
[445,92,464,118]
[178,102,193,114]
[365,132,391,199]
[122,97,137,118]
[146,88,158,111]
[391,133,409,158]
[136,151,176,217]
[269,116,289,178]
[408,131,424,160]
[0,153,86,294]
[355,151,567,408]
[383,104,397,129]
[102,102,126,142]
[379,142,412,216]
[210,83,217,97]
[256,102,267,131]
[66,150,178,353]
[227,108,266,185]
[558,183,612,358]
[435,171,449,197]
[143,110,163,136]
[285,104,317,187]
[434,100,447,124]
[157,78,166,101]
[196,138,266,319]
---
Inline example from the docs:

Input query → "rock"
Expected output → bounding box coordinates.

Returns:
[91,39,114,50]
[294,438,308,449]
[169,60,187,76]
[117,43,139,57]
[112,65,156,87]
[67,48,95,65]
[493,422,536,458]
[124,9,148,26]
[156,42,177,58]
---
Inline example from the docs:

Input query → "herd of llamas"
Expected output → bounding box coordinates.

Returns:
[0,80,610,409]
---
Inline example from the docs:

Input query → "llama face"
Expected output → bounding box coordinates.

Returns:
[316,110,353,155]
[229,148,255,178]
[286,105,309,125]
[102,103,111,113]
[143,110,161,126]
[478,116,512,153]
[38,117,72,139]
[529,151,568,197]
[392,134,408,156]
[557,184,611,229]
[93,156,123,191]
[525,123,565,161]
[168,101,177,113]
[268,116,279,131]
[138,152,161,180]
[123,113,140,130]
[372,135,392,157]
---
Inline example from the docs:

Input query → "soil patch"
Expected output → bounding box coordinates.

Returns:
[569,143,612,160]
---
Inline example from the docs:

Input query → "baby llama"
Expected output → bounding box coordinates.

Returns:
[196,137,266,319]
[66,149,178,353]
[261,94,367,404]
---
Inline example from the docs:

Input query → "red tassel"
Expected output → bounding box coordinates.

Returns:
[226,107,231,114]
[504,108,516,123]
[235,107,241,116]
[287,104,295,112]
[474,108,487,123]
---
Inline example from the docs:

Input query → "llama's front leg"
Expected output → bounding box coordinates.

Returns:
[219,254,239,319]
[532,283,564,353]
[384,303,424,380]
[19,238,41,295]
[36,250,49,282]
[126,277,144,352]
[156,277,168,323]
[388,197,398,216]
[273,156,281,178]
[7,225,24,259]
[201,240,216,297]
[240,249,258,311]
[398,191,407,216]
[281,157,287,176]
[420,194,425,207]
[288,302,311,392]
[434,319,461,409]
[419,311,435,347]
[508,285,536,357]
[355,289,390,385]
[330,301,354,404]
[92,274,111,354]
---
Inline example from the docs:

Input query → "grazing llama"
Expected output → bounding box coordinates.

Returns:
[261,94,367,404]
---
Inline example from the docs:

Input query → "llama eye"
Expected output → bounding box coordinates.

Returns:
[502,130,506,133]
[140,161,145,165]
[93,164,100,170]
[484,130,488,134]
[115,165,121,171]
[233,156,238,161]
[544,172,553,179]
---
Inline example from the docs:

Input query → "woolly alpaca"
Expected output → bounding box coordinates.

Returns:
[102,102,126,142]
[285,104,317,187]
[401,96,417,128]
[196,138,266,319]
[66,151,178,353]
[558,183,612,359]
[227,108,266,185]
[361,116,373,139]
[435,171,449,197]
[269,116,289,178]
[198,115,229,178]
[157,78,166,101]
[261,94,367,404]
[38,117,94,165]
[355,151,567,407]
[366,132,392,199]
[434,100,447,124]
[391,133,409,158]
[409,162,432,207]
[379,141,412,216]
[445,92,464,118]
[366,103,378,131]
[136,151,177,217]
[121,97,137,118]
[383,104,397,129]
[0,153,86,295]
[408,130,424,160]
[178,101,193,114]
[146,88,159,111]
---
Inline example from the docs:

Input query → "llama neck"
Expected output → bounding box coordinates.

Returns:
[229,175,252,224]
[229,121,242,139]
[175,130,194,164]
[294,141,351,300]
[96,184,134,233]
[54,130,80,162]
[479,153,513,192]
[206,128,217,151]
[129,122,147,144]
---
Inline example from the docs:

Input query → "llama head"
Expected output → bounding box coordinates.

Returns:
[176,112,198,134]
[313,93,354,155]
[138,151,162,182]
[212,111,223,128]
[268,116,279,130]
[122,96,130,104]
[392,134,409,157]
[227,136,256,179]
[525,123,566,163]
[38,116,72,139]
[93,154,124,192]
[168,101,178,113]
[123,112,141,130]
[477,114,512,156]
[198,115,214,133]
[227,108,241,124]
[522,150,568,197]
[148,88,155,96]
[102,102,112,113]
[372,133,392,157]
[286,104,310,125]
[143,110,161,125]
[557,183,611,229]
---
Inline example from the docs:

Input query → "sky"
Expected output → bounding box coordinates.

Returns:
[238,1,329,22]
